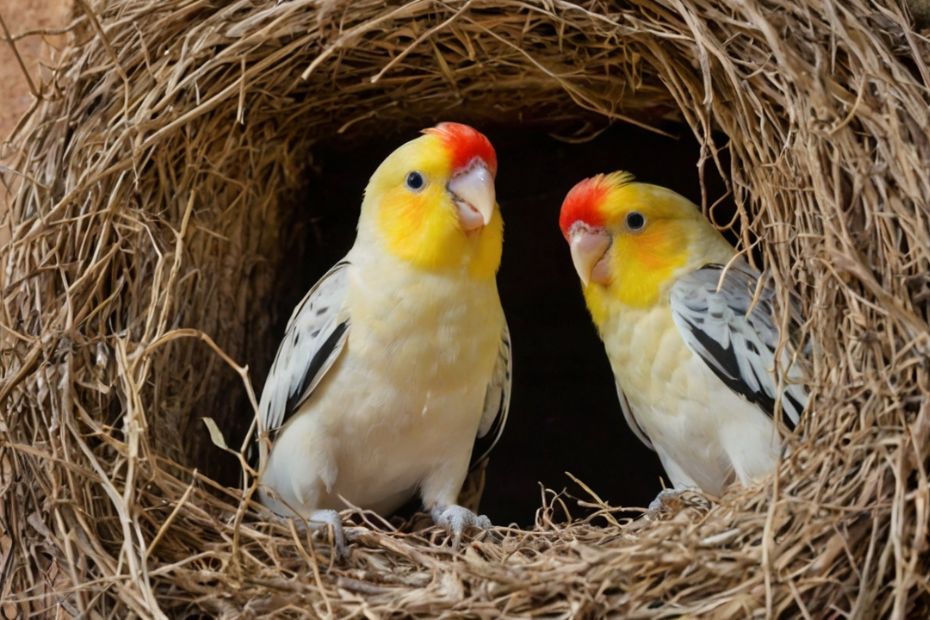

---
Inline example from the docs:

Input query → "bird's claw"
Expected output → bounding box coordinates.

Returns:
[309,509,348,558]
[274,509,349,559]
[431,504,492,548]
[646,488,685,517]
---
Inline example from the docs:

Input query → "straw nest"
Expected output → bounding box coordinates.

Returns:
[2,0,930,616]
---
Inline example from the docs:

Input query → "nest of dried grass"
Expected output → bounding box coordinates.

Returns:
[2,0,930,616]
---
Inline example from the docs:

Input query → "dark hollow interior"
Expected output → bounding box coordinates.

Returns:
[219,121,735,527]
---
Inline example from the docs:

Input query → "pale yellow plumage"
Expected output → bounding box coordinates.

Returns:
[560,173,807,498]
[256,123,510,549]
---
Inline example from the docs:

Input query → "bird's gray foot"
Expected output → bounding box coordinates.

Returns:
[273,509,348,559]
[646,488,686,516]
[307,509,347,558]
[431,504,492,547]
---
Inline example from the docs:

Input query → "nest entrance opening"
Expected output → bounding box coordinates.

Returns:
[198,121,736,526]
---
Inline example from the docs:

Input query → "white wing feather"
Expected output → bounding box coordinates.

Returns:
[258,260,351,437]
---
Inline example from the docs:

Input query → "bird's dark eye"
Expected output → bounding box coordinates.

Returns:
[405,171,425,191]
[625,211,646,231]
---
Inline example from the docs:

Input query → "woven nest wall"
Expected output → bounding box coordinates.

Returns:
[2,0,929,616]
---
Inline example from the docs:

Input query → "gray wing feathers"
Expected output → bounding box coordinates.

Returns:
[259,261,351,436]
[670,263,808,428]
[471,321,512,466]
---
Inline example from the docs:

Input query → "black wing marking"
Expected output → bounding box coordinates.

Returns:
[469,321,512,468]
[284,322,348,415]
[670,263,808,429]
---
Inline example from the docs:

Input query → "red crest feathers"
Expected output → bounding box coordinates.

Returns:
[559,172,636,238]
[424,122,498,176]
[559,175,610,239]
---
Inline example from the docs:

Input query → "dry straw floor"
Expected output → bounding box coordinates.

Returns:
[2,0,930,617]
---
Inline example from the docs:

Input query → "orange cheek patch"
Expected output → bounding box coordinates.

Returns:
[380,190,427,247]
[608,221,688,307]
[633,227,673,269]
[375,184,502,279]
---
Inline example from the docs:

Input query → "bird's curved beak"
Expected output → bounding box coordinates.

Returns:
[569,226,612,286]
[449,161,495,231]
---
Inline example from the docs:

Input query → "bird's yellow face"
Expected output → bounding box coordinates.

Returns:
[559,172,708,322]
[364,123,503,280]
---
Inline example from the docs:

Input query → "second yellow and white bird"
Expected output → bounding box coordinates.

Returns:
[559,172,807,504]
